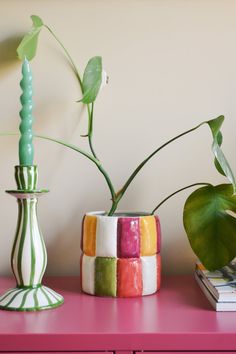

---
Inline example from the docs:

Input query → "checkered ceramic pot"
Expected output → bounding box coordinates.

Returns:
[81,212,161,297]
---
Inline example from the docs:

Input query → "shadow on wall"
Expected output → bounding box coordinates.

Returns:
[0,35,22,75]
[46,208,82,279]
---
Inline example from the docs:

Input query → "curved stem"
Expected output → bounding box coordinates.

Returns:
[45,25,99,161]
[88,134,96,158]
[88,103,97,159]
[1,132,116,211]
[108,122,203,215]
[151,182,211,214]
[34,134,116,204]
[44,25,83,90]
[88,103,93,136]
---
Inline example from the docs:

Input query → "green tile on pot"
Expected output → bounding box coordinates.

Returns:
[95,257,117,296]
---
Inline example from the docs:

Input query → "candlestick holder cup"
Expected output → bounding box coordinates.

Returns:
[0,165,64,311]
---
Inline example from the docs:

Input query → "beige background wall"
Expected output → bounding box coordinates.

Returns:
[0,0,235,276]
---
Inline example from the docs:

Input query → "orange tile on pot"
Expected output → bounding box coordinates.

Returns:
[82,215,97,256]
[117,258,142,297]
[140,216,157,256]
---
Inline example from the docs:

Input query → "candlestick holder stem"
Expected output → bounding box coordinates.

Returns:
[0,165,63,311]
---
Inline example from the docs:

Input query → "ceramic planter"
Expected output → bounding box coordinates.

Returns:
[0,166,64,311]
[81,211,161,297]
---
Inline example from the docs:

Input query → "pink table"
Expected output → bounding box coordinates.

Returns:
[0,275,236,353]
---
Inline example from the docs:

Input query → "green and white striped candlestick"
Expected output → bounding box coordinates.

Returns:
[0,166,64,311]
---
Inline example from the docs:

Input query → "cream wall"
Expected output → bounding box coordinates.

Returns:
[0,0,235,276]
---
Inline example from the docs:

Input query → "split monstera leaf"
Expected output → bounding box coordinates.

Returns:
[16,15,236,270]
[183,117,236,270]
[184,184,236,271]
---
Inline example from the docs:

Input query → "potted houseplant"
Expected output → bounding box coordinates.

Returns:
[15,15,236,297]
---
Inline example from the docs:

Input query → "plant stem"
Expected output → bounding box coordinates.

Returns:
[108,200,119,216]
[35,134,116,204]
[88,103,97,159]
[5,131,115,211]
[44,25,83,90]
[108,122,203,215]
[151,182,211,214]
[45,25,99,160]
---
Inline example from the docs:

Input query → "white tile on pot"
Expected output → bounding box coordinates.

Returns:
[82,254,95,295]
[96,216,118,257]
[141,255,157,295]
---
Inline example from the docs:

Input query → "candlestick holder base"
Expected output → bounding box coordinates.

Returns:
[0,284,63,311]
[0,166,64,311]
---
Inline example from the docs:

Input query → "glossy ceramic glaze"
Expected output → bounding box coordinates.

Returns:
[81,211,161,297]
[0,166,63,311]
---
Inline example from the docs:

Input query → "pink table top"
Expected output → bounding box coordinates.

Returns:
[0,275,236,351]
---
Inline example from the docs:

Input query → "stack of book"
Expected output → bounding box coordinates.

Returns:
[195,260,236,311]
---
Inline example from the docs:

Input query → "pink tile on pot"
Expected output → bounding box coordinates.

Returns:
[117,217,140,258]
[155,215,162,253]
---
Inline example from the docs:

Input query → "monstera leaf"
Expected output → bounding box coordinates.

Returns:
[183,184,236,270]
[206,116,236,192]
[17,15,43,60]
[79,56,103,103]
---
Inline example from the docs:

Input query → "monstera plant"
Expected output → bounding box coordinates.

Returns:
[16,15,236,271]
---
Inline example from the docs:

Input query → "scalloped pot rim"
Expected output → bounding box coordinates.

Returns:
[86,211,155,218]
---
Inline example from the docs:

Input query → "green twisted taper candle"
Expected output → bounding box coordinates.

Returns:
[19,58,34,166]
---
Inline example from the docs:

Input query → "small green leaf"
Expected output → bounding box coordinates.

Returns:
[205,116,236,193]
[207,115,224,136]
[183,184,236,270]
[79,56,102,103]
[31,15,43,28]
[216,130,223,146]
[215,158,226,176]
[214,131,225,176]
[17,15,44,60]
